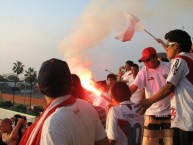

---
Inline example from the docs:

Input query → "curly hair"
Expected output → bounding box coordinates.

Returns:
[165,29,192,53]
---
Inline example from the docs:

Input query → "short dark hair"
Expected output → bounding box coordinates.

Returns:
[95,80,107,92]
[165,29,192,52]
[107,73,117,80]
[38,58,71,98]
[111,82,131,102]
[125,60,134,66]
[131,63,139,70]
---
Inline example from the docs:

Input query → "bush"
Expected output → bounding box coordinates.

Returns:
[0,101,13,108]
[0,100,44,117]
[15,104,27,113]
[31,106,44,116]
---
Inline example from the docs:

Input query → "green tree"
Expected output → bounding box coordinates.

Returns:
[0,75,8,82]
[13,61,24,76]
[7,74,19,82]
[24,67,37,112]
[12,61,24,110]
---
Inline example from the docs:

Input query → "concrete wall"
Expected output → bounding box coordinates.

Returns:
[0,108,37,122]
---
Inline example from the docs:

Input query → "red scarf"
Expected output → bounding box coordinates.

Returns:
[19,96,76,145]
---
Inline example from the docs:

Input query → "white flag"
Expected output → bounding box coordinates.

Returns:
[115,13,144,42]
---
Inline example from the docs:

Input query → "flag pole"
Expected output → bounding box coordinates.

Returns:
[144,29,157,40]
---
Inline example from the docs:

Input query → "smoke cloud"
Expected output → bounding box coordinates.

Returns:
[59,0,193,80]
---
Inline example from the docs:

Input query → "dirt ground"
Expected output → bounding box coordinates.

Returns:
[1,93,46,108]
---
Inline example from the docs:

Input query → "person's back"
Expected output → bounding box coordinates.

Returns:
[41,98,106,145]
[19,58,108,145]
[106,82,144,145]
[106,102,144,145]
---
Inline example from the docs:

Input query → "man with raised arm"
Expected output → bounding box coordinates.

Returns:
[137,30,193,145]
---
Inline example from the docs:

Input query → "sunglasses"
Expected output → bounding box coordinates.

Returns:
[166,42,176,48]
[143,54,156,62]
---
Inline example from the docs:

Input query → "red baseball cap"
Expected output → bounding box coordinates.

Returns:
[138,47,157,62]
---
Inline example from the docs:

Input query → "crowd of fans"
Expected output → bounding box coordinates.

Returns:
[0,114,32,145]
[0,29,192,145]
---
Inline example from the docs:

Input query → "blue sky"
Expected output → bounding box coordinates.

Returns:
[0,0,193,81]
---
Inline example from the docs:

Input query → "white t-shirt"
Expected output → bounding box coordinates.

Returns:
[133,62,171,115]
[167,52,193,131]
[128,76,144,103]
[106,101,144,145]
[40,99,107,145]
[122,71,132,85]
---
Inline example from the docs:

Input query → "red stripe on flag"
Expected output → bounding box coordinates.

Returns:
[115,13,143,42]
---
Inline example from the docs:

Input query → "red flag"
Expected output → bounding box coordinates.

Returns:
[115,13,144,42]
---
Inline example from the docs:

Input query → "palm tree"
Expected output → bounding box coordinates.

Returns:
[12,61,24,109]
[24,67,37,112]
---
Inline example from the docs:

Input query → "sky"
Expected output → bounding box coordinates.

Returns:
[0,0,193,81]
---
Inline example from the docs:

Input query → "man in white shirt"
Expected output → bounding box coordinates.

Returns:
[136,29,193,145]
[117,60,134,85]
[130,47,172,145]
[19,58,108,145]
